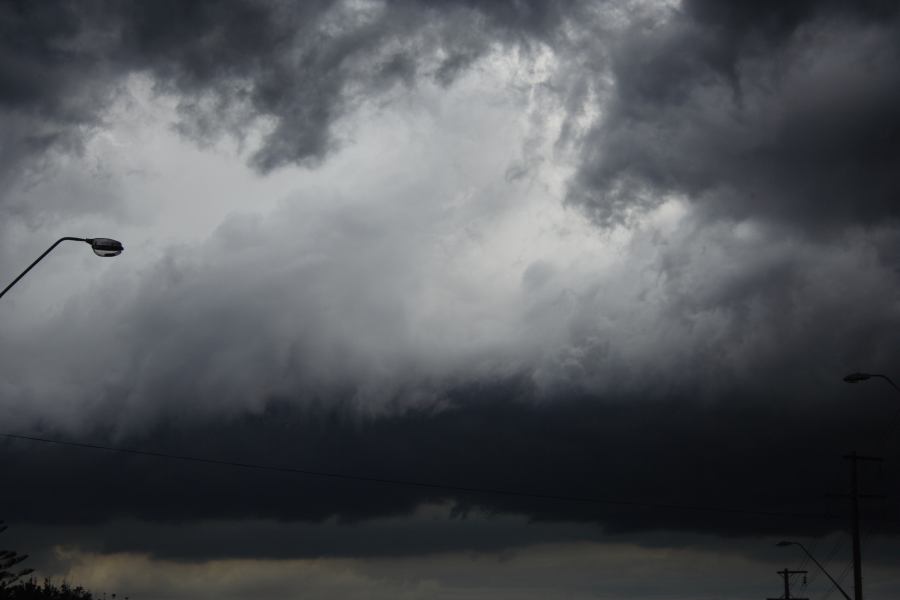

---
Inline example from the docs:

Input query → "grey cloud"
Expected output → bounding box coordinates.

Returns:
[0,1,120,201]
[533,218,900,405]
[0,0,574,206]
[567,0,900,232]
[6,193,900,439]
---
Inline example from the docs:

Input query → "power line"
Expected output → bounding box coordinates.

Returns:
[875,404,900,457]
[805,534,845,589]
[822,560,853,600]
[793,537,819,587]
[1,432,843,521]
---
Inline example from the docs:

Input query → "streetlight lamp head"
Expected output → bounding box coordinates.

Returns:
[87,238,124,257]
[843,372,871,383]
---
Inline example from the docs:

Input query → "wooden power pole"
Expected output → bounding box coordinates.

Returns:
[842,451,883,600]
[768,568,808,600]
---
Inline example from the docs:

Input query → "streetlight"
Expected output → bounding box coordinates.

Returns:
[776,541,852,600]
[843,372,900,393]
[0,237,124,300]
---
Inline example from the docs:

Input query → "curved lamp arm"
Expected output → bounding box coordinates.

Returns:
[0,236,123,300]
[843,372,900,394]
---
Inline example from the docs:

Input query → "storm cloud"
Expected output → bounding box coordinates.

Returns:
[1,1,900,596]
[0,0,575,193]
[568,0,900,232]
[4,387,900,558]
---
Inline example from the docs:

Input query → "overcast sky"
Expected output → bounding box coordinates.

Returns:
[2,1,900,599]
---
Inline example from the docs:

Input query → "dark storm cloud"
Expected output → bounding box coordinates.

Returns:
[0,0,571,197]
[567,0,900,231]
[0,1,119,221]
[3,380,900,561]
[11,0,898,230]
[5,0,900,571]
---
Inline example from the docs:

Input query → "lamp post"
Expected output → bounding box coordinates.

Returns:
[0,237,124,300]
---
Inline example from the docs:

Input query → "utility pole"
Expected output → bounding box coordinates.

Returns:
[842,451,883,600]
[767,568,807,600]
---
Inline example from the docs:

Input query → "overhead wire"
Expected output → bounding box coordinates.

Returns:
[821,559,853,600]
[808,534,846,589]
[791,536,817,590]
[1,431,847,521]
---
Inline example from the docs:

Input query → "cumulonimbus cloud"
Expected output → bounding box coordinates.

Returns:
[2,0,900,561]
[0,0,575,198]
[567,0,900,233]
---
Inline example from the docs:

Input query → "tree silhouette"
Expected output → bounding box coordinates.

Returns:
[1,578,95,600]
[0,522,98,600]
[0,522,33,593]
